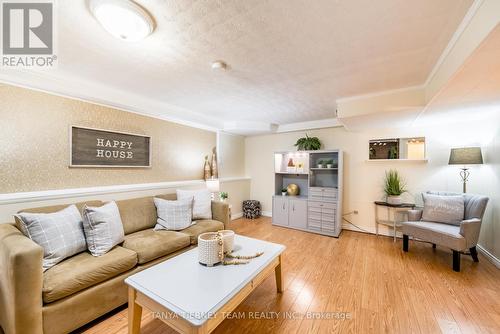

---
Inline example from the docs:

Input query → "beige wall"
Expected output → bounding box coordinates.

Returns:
[217,131,249,217]
[245,119,500,260]
[0,84,215,193]
[217,132,245,179]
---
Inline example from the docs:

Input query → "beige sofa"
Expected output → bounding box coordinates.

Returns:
[0,193,230,334]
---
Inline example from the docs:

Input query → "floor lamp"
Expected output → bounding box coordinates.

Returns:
[448,147,483,193]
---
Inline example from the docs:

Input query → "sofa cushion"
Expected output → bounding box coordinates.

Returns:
[116,196,157,235]
[422,193,464,225]
[43,246,137,303]
[122,229,190,264]
[402,221,467,251]
[180,220,224,245]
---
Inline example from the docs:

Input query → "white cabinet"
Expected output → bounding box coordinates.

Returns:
[288,198,307,230]
[272,196,289,226]
[273,150,343,237]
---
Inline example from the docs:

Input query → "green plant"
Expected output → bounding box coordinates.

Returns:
[317,159,325,166]
[281,188,288,192]
[325,159,334,165]
[220,192,228,200]
[388,146,398,159]
[294,134,321,150]
[384,170,407,196]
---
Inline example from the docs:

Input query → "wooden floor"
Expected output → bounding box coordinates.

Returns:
[78,217,500,334]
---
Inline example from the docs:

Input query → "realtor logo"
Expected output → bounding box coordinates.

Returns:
[1,0,57,68]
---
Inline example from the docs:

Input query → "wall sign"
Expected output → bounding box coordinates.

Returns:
[70,126,151,167]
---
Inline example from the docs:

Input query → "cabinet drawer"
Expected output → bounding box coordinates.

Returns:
[322,225,336,233]
[308,206,322,213]
[308,201,336,209]
[308,219,321,229]
[322,208,335,215]
[323,189,337,197]
[322,213,335,222]
[308,212,321,221]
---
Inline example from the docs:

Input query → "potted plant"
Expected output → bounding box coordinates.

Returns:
[384,170,406,205]
[281,188,288,196]
[294,134,321,151]
[219,192,228,202]
[326,159,334,168]
[317,159,325,168]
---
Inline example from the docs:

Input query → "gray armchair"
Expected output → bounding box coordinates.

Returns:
[402,191,489,272]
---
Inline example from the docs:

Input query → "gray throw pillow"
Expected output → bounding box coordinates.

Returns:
[176,189,212,220]
[15,205,87,271]
[422,193,465,225]
[82,201,125,256]
[154,197,194,231]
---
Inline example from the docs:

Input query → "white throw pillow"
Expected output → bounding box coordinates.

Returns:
[176,189,212,220]
[154,197,194,231]
[422,193,465,225]
[82,201,125,256]
[15,205,87,271]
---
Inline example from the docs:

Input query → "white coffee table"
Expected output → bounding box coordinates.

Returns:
[125,235,285,334]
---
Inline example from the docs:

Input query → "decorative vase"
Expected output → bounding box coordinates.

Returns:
[211,148,218,179]
[204,156,211,180]
[287,183,300,196]
[387,195,402,205]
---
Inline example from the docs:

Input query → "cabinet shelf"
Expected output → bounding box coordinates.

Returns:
[310,167,338,171]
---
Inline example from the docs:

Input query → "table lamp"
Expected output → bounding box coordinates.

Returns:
[448,147,483,193]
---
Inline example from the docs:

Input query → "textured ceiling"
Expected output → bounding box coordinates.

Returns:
[0,0,473,128]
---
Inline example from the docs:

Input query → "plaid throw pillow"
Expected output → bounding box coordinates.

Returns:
[15,205,87,271]
[82,201,125,256]
[154,197,194,231]
[176,189,212,220]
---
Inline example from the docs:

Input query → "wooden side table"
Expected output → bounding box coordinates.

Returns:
[374,201,415,242]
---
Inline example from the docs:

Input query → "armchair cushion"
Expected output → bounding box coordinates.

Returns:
[402,221,467,251]
[421,193,464,225]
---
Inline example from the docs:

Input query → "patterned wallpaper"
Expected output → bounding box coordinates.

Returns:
[0,84,216,193]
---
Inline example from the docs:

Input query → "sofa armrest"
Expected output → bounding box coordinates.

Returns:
[212,201,230,229]
[0,223,43,334]
[459,218,482,249]
[407,209,423,222]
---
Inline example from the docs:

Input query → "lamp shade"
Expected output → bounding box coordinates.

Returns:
[448,147,483,165]
[206,178,220,192]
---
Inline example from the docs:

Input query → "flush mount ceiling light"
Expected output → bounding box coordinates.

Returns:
[211,60,229,71]
[89,0,155,42]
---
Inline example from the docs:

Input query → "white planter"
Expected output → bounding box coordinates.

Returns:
[281,192,287,196]
[198,232,223,266]
[218,230,235,253]
[326,164,333,168]
[317,164,324,168]
[387,196,402,205]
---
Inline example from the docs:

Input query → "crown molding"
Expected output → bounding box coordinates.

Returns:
[0,71,222,132]
[275,118,342,133]
[424,0,485,87]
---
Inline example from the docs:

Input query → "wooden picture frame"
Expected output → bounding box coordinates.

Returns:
[69,126,152,168]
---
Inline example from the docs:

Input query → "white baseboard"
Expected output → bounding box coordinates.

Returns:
[262,211,272,217]
[477,244,500,269]
[231,212,243,220]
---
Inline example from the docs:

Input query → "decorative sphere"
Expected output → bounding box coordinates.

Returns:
[287,183,300,196]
